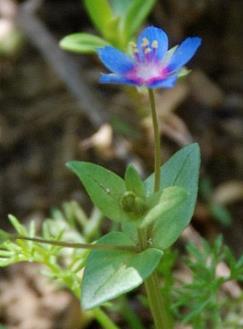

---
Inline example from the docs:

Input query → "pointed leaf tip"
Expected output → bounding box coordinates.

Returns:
[125,165,145,197]
[66,161,130,223]
[145,143,200,249]
[60,33,108,54]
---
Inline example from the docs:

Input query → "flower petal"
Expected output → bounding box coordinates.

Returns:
[98,46,134,74]
[148,76,177,89]
[137,26,168,61]
[99,73,138,86]
[167,37,202,72]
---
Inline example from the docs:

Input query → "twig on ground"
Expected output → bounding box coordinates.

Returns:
[15,0,108,128]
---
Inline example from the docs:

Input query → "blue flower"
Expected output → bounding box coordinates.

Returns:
[97,26,201,89]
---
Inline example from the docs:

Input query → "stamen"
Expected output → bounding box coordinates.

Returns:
[129,41,139,59]
[133,48,139,60]
[152,40,158,49]
[142,38,149,48]
[149,40,159,62]
[143,46,153,62]
[129,41,137,49]
[144,47,152,54]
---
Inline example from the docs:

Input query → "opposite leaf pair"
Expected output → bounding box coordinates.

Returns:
[68,159,186,230]
[67,143,200,309]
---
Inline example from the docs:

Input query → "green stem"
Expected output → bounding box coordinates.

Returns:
[148,89,161,193]
[144,273,172,329]
[93,308,121,329]
[139,89,173,329]
[138,229,172,329]
[15,236,136,253]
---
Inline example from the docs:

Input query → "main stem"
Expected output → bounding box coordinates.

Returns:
[141,89,172,329]
[148,89,161,193]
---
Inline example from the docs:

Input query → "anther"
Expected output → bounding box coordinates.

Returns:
[129,41,137,49]
[129,41,139,57]
[151,40,158,49]
[133,47,139,56]
[142,38,149,48]
[144,47,152,54]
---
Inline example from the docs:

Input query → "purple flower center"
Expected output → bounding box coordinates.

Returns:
[126,64,168,85]
[125,37,169,85]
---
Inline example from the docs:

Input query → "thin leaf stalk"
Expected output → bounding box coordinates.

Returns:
[14,236,136,253]
[93,308,121,329]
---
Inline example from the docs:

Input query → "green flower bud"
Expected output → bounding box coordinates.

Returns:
[120,191,147,219]
[120,191,136,213]
[133,197,147,216]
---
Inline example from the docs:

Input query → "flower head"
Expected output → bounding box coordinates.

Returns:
[97,26,201,89]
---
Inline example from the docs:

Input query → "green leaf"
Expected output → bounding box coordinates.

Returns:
[178,67,191,78]
[0,229,11,244]
[8,214,27,235]
[125,165,145,197]
[103,16,122,47]
[0,325,7,329]
[141,186,188,228]
[81,232,162,309]
[67,161,130,222]
[122,0,156,41]
[145,143,200,249]
[109,0,132,16]
[210,203,232,226]
[84,0,113,37]
[60,33,108,54]
[121,222,138,244]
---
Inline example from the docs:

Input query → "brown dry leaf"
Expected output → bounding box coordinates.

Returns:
[142,81,194,145]
[80,124,114,159]
[160,113,193,146]
[0,263,86,329]
[0,0,17,18]
[212,181,243,205]
[216,262,242,298]
[194,202,211,222]
[189,70,224,107]
[156,81,190,117]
